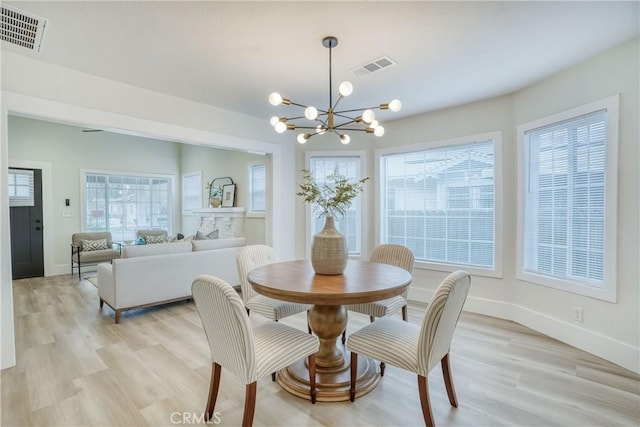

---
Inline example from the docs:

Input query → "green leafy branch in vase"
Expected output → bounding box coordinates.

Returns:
[297,169,369,218]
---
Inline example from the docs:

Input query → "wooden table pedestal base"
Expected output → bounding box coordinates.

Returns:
[276,343,380,402]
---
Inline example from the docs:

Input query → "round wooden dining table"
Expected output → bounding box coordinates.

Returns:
[247,259,412,402]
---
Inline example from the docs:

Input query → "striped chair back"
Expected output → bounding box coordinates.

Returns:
[417,270,471,375]
[370,244,415,299]
[236,245,276,305]
[191,275,257,383]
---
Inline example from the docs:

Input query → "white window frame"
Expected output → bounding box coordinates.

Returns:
[516,96,618,302]
[247,162,266,218]
[304,151,368,259]
[80,169,175,240]
[182,171,202,211]
[376,131,503,278]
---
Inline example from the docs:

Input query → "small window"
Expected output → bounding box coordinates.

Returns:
[517,96,618,302]
[248,163,266,214]
[183,172,202,211]
[8,168,34,207]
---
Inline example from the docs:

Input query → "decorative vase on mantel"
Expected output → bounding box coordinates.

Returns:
[311,216,348,275]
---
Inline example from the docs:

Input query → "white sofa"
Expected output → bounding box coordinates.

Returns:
[97,237,245,323]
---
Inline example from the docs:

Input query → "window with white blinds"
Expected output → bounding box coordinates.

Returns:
[380,137,497,271]
[308,155,364,256]
[248,163,266,214]
[518,96,618,302]
[182,172,202,211]
[8,168,35,207]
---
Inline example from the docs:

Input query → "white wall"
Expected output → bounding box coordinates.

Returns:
[0,52,296,369]
[295,39,639,372]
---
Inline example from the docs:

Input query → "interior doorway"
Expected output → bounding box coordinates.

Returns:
[9,167,44,279]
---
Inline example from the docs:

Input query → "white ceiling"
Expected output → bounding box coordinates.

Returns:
[2,1,639,123]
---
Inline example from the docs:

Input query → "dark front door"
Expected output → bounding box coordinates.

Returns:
[9,168,44,279]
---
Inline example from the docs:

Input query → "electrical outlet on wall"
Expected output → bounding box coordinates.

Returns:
[573,306,583,323]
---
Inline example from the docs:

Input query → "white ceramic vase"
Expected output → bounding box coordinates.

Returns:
[311,216,347,275]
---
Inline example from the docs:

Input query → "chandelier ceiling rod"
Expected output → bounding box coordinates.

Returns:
[269,36,402,145]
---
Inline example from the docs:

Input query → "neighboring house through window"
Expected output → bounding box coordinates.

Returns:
[83,171,173,242]
[517,96,618,302]
[378,132,502,276]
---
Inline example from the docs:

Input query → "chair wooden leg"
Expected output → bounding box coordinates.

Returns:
[341,330,346,345]
[307,310,312,334]
[308,354,317,404]
[242,382,257,427]
[441,353,458,407]
[380,362,386,377]
[114,310,122,324]
[349,351,358,402]
[402,305,408,321]
[417,375,435,427]
[246,307,250,316]
[205,363,221,421]
[99,298,104,308]
[369,315,375,323]
[271,372,276,382]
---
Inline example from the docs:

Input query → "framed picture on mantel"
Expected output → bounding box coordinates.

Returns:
[221,184,236,207]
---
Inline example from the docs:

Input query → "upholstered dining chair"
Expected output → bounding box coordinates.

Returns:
[191,275,319,427]
[237,245,312,334]
[342,244,414,343]
[347,270,471,427]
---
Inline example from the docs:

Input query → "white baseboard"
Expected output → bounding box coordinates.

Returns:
[408,288,639,374]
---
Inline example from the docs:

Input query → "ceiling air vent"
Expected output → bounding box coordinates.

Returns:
[351,56,396,77]
[1,5,47,52]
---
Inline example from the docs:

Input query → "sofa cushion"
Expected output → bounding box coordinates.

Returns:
[82,238,108,252]
[191,237,246,252]
[122,241,193,258]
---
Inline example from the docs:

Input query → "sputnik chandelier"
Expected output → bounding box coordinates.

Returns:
[268,36,401,145]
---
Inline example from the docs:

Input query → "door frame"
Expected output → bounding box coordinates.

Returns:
[9,160,54,277]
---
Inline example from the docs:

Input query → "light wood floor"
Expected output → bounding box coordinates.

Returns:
[2,274,639,427]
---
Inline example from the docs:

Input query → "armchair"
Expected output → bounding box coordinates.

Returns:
[70,232,120,280]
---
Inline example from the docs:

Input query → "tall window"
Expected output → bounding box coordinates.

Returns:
[308,154,364,256]
[518,96,618,302]
[248,163,266,214]
[83,172,172,242]
[379,133,500,273]
[182,171,202,211]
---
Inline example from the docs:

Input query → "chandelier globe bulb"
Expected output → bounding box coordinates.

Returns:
[374,126,385,137]
[370,119,379,128]
[338,81,353,97]
[340,134,351,145]
[388,99,402,112]
[269,92,283,106]
[269,116,280,127]
[304,106,318,120]
[297,133,308,144]
[274,121,287,133]
[362,109,375,124]
[316,125,326,135]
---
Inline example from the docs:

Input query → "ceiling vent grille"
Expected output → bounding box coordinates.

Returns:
[351,56,396,77]
[1,5,47,52]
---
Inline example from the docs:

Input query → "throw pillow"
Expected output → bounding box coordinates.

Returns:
[144,235,167,244]
[194,229,219,240]
[82,238,108,252]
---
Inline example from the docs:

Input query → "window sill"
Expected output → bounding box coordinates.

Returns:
[517,270,616,303]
